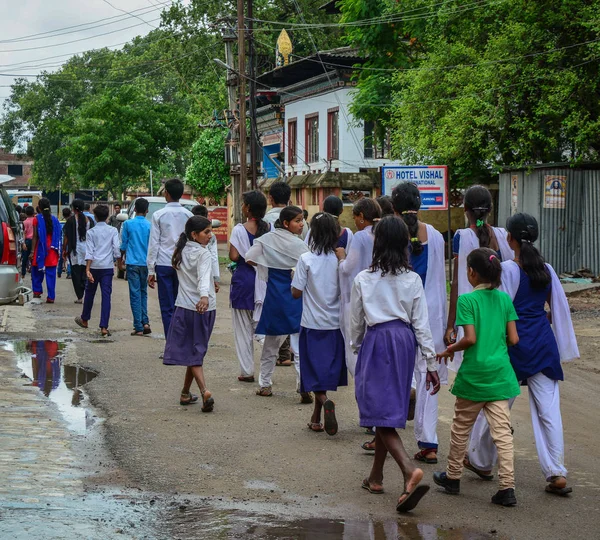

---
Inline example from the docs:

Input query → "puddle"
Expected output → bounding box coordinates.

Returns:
[2,340,98,435]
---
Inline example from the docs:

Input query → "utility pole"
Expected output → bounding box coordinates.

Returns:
[247,0,258,189]
[237,0,248,193]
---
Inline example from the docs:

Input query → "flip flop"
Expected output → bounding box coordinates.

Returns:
[414,449,438,464]
[101,329,111,337]
[143,326,152,335]
[545,478,572,497]
[361,478,384,494]
[180,393,199,406]
[323,399,338,436]
[237,375,255,383]
[276,359,292,367]
[131,331,144,336]
[201,390,214,413]
[74,316,88,329]
[307,422,324,432]
[361,439,376,452]
[396,484,430,512]
[463,459,494,481]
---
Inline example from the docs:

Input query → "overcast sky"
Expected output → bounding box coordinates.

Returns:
[0,0,188,102]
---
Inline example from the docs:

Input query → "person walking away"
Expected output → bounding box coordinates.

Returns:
[337,198,382,377]
[351,216,440,513]
[264,181,308,367]
[291,212,347,435]
[84,203,96,224]
[192,205,220,292]
[467,214,579,496]
[30,198,61,303]
[392,183,447,464]
[64,199,94,304]
[434,248,520,507]
[163,216,216,412]
[74,205,120,337]
[146,178,193,336]
[120,198,152,336]
[108,202,123,231]
[229,191,270,382]
[57,207,72,279]
[21,206,35,278]
[246,206,309,400]
[305,195,354,253]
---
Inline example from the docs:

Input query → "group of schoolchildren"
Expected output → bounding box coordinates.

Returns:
[24,178,579,515]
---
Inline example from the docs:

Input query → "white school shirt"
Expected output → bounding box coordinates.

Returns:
[207,235,220,282]
[175,242,216,312]
[85,222,120,269]
[291,251,341,330]
[338,226,374,304]
[147,202,193,275]
[350,269,437,372]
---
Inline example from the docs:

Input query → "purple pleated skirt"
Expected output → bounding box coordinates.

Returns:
[163,307,216,367]
[299,327,348,393]
[355,319,416,429]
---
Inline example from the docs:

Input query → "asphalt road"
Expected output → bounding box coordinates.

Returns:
[4,271,600,539]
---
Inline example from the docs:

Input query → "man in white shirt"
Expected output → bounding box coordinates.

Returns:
[146,179,193,335]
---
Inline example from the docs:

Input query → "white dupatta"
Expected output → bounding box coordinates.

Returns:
[230,223,269,317]
[500,260,579,362]
[416,225,448,381]
[449,227,514,371]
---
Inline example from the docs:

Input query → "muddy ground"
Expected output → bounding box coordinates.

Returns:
[3,274,600,539]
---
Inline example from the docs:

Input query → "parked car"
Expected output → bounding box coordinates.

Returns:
[0,175,22,304]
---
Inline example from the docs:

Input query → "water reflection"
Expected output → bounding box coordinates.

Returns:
[4,340,98,434]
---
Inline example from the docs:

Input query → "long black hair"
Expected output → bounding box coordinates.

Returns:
[375,195,394,217]
[308,212,339,255]
[370,216,411,276]
[72,199,88,242]
[506,213,550,289]
[391,182,423,256]
[37,197,53,236]
[172,216,211,270]
[243,190,269,238]
[467,247,502,289]
[464,185,493,248]
[353,198,381,223]
[274,205,302,230]
[323,195,344,217]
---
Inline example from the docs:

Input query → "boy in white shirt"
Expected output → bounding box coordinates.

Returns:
[75,204,120,337]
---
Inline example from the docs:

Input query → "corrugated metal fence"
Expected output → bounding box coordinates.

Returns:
[499,165,600,275]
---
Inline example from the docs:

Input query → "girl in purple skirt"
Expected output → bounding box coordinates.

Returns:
[292,212,348,436]
[350,216,440,513]
[163,216,216,413]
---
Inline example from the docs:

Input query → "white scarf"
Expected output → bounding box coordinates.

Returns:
[500,260,579,362]
[449,226,514,372]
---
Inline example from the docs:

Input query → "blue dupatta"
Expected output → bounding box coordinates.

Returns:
[35,214,62,270]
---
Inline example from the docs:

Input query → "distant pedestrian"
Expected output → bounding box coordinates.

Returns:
[30,198,61,303]
[163,216,216,412]
[146,179,193,336]
[351,216,439,513]
[229,191,270,383]
[75,205,120,337]
[108,202,123,231]
[192,205,220,291]
[291,212,347,435]
[84,203,96,224]
[21,206,35,278]
[120,198,152,336]
[434,248,519,507]
[64,199,94,304]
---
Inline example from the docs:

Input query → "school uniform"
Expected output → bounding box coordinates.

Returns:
[121,216,151,333]
[304,226,354,253]
[410,225,447,452]
[229,223,267,377]
[468,261,579,480]
[81,223,120,329]
[21,216,35,277]
[246,228,309,390]
[163,242,216,367]
[65,214,92,301]
[338,226,374,376]
[31,214,62,300]
[291,251,347,393]
[147,202,193,335]
[350,269,437,429]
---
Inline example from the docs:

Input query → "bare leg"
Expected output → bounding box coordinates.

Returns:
[182,367,194,394]
[190,365,208,394]
[311,391,327,424]
[367,429,388,490]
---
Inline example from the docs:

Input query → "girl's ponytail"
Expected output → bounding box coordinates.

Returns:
[172,232,188,270]
[464,185,492,248]
[390,182,423,255]
[506,213,550,289]
[38,197,53,236]
[242,190,270,238]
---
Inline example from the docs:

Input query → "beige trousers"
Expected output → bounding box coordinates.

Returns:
[447,398,515,490]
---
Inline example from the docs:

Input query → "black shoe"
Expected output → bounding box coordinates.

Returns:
[491,488,517,507]
[433,472,460,494]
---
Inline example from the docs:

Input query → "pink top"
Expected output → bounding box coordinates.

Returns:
[23,217,35,239]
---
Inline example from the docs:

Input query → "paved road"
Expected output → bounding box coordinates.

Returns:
[1,272,599,539]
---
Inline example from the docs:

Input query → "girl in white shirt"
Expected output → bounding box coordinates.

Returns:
[291,213,347,436]
[162,216,216,413]
[351,215,440,513]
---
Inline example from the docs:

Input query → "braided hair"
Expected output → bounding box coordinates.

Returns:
[464,185,493,248]
[37,197,53,236]
[391,182,423,256]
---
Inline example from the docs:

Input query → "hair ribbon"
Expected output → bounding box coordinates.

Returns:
[476,219,485,227]
[489,254,496,261]
[411,237,419,243]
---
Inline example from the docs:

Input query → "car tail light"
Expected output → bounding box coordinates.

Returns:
[1,223,17,266]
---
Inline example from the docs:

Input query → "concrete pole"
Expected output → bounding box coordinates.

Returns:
[237,0,248,194]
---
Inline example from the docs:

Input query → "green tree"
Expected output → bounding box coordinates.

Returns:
[186,129,229,200]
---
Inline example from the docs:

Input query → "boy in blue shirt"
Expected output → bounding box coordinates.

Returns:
[119,198,152,336]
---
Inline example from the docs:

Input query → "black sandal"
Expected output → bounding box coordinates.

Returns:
[201,390,214,412]
[180,392,199,406]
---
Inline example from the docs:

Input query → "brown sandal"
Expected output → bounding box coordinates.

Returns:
[74,316,88,329]
[238,375,255,383]
[256,386,273,397]
[307,422,324,432]
[361,478,384,494]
